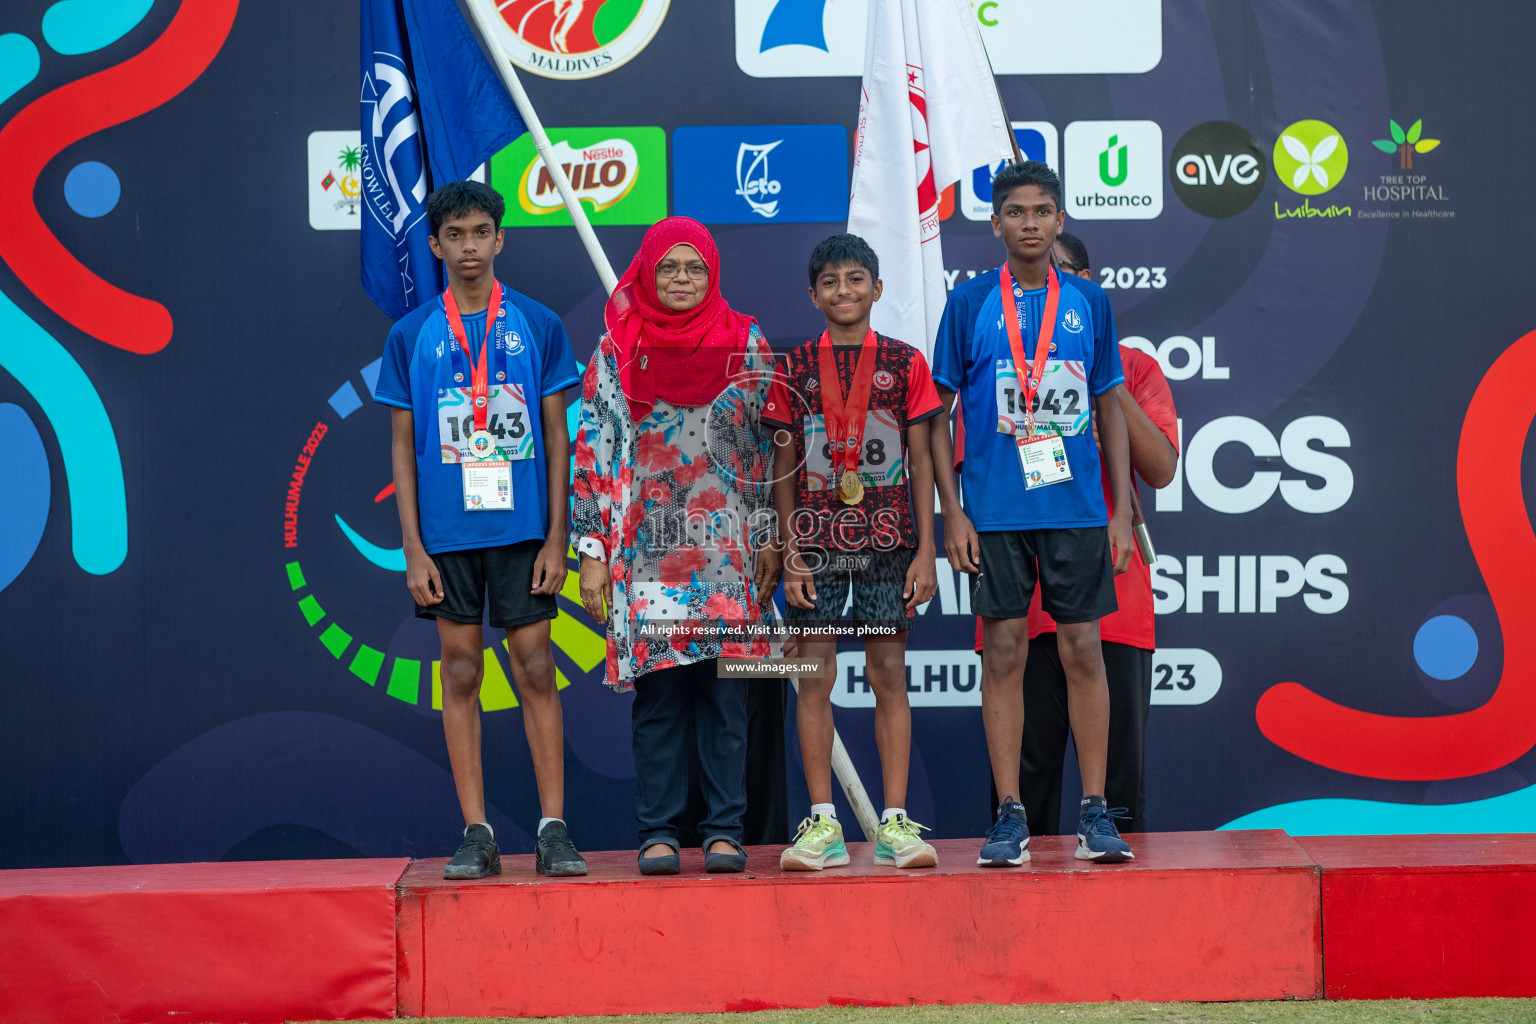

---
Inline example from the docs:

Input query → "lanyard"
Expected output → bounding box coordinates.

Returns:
[443,281,503,433]
[816,328,879,477]
[999,263,1060,435]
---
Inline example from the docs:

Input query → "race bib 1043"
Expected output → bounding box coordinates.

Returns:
[802,409,905,492]
[437,383,534,463]
[995,358,1089,436]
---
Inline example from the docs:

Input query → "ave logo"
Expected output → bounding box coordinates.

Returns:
[1170,121,1268,217]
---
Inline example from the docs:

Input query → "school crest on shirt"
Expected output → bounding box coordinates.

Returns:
[1062,308,1085,334]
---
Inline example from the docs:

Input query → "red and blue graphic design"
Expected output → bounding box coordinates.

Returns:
[0,0,238,589]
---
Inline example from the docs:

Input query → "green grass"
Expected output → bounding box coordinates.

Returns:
[299,999,1536,1024]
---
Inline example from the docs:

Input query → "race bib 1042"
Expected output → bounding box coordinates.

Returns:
[995,358,1089,436]
[437,383,534,464]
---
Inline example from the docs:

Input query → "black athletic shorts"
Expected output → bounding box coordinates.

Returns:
[782,546,915,633]
[971,527,1117,623]
[415,539,559,630]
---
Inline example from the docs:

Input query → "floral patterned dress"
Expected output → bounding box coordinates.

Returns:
[573,325,780,691]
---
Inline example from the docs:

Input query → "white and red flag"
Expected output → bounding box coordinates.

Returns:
[847,0,1013,360]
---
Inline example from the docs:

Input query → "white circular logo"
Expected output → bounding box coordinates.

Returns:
[873,370,896,391]
[477,0,670,81]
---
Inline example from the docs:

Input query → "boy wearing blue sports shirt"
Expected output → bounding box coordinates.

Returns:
[930,161,1136,866]
[375,181,587,880]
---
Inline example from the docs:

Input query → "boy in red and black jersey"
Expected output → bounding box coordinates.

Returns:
[762,233,941,870]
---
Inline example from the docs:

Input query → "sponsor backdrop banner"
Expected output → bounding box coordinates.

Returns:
[2,0,1533,867]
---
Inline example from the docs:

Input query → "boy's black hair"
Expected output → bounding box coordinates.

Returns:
[807,232,879,286]
[1055,232,1091,272]
[427,180,505,235]
[990,159,1062,215]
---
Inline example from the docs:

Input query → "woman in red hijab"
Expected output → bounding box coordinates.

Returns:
[572,217,781,874]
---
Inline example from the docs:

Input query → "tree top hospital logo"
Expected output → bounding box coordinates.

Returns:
[1274,119,1348,196]
[480,0,670,80]
[1169,121,1267,218]
[1373,117,1440,170]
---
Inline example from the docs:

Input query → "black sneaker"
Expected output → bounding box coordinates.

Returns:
[536,820,588,877]
[443,823,501,880]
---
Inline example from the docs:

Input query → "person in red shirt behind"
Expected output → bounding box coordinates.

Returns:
[971,232,1179,836]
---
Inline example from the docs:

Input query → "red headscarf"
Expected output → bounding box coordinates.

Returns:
[604,217,757,421]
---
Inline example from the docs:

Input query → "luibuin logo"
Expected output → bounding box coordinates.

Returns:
[1273,120,1348,196]
[1372,118,1440,170]
[1099,134,1128,186]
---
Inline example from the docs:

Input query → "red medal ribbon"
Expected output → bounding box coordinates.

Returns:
[443,280,503,433]
[816,328,879,480]
[999,263,1060,435]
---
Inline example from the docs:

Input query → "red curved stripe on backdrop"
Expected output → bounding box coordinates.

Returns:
[1255,328,1536,780]
[0,0,240,355]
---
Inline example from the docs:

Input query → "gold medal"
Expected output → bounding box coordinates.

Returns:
[838,469,864,505]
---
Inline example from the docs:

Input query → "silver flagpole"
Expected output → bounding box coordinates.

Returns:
[460,0,618,294]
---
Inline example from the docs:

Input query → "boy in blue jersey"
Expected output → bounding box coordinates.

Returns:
[930,161,1136,865]
[374,181,587,880]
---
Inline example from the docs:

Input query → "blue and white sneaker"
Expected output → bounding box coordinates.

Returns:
[977,797,1030,866]
[1076,799,1134,863]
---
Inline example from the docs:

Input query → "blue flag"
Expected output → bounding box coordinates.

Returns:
[360,0,527,320]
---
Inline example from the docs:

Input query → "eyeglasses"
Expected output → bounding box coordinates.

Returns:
[1055,261,1083,274]
[656,260,709,281]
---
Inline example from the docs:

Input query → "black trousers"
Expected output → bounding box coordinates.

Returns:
[989,635,1153,835]
[681,680,789,847]
[632,659,748,848]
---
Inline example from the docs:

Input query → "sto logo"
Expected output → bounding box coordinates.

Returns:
[0,2,239,591]
[760,0,830,52]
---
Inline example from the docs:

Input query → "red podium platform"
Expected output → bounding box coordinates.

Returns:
[0,858,407,1024]
[1298,833,1536,1000]
[5,831,1529,1023]
[396,830,1321,1018]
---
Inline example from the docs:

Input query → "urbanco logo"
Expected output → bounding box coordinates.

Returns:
[1273,119,1348,196]
[1169,121,1268,217]
[477,0,670,80]
[1064,120,1163,220]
